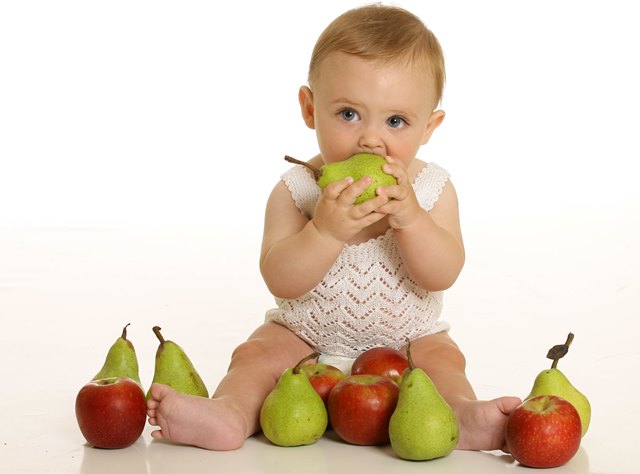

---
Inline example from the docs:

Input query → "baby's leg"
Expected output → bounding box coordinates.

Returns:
[147,321,314,450]
[406,332,521,452]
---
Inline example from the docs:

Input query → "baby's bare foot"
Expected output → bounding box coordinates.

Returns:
[455,396,522,451]
[147,383,247,451]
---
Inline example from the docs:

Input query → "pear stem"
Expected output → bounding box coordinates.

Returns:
[406,338,415,370]
[293,352,320,374]
[550,332,574,369]
[152,326,166,346]
[284,155,322,181]
[121,323,131,340]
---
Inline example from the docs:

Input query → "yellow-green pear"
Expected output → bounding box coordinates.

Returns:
[260,353,328,447]
[526,369,591,437]
[526,333,591,436]
[92,323,141,386]
[147,326,208,398]
[284,153,397,204]
[388,342,459,460]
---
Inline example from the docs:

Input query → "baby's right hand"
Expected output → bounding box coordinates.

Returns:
[312,176,388,243]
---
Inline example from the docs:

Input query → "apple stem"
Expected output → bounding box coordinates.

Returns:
[549,332,574,369]
[284,155,322,181]
[293,352,320,374]
[152,326,165,346]
[121,323,131,340]
[405,338,415,370]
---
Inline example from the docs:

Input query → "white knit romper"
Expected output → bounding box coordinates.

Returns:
[265,162,452,360]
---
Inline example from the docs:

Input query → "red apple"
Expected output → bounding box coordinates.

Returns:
[75,376,147,449]
[351,346,409,383]
[327,374,399,445]
[300,363,345,405]
[505,395,582,468]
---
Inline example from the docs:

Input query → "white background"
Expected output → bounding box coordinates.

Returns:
[1,1,639,473]
[2,0,638,228]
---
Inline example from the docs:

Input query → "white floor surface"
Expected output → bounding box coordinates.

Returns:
[1,222,638,473]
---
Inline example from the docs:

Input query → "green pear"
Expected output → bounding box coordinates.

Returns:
[92,323,141,386]
[526,369,591,437]
[525,333,591,437]
[147,326,208,398]
[260,352,328,447]
[284,153,397,204]
[389,342,459,461]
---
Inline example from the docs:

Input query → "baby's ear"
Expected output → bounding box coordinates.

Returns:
[421,110,445,144]
[298,86,316,129]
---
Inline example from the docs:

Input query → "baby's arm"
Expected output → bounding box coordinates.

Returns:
[260,174,387,299]
[395,181,465,290]
[260,181,342,299]
[378,158,465,291]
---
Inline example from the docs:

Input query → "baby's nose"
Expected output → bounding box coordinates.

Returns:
[358,128,385,154]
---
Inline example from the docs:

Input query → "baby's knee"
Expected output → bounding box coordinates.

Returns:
[230,322,312,369]
[230,337,267,363]
[229,336,291,372]
[410,332,468,371]
[440,341,467,371]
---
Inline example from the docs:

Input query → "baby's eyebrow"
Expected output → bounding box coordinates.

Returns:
[385,107,418,120]
[331,97,362,107]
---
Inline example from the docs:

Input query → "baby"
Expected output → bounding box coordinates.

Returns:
[147,4,521,452]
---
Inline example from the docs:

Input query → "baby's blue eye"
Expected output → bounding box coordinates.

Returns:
[339,108,360,121]
[387,116,407,129]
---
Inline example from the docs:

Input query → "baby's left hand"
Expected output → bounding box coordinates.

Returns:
[376,156,423,230]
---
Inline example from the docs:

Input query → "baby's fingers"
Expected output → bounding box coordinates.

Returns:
[377,183,408,202]
[323,176,373,205]
[322,177,354,201]
[341,176,375,204]
[356,192,390,214]
[382,156,409,185]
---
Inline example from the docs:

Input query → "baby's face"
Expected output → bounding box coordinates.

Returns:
[308,52,440,167]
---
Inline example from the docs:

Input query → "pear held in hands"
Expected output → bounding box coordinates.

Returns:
[93,323,142,387]
[260,352,328,447]
[284,153,397,204]
[388,340,459,461]
[526,333,591,436]
[147,326,209,398]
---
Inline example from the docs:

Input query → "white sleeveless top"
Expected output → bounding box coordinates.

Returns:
[265,162,451,359]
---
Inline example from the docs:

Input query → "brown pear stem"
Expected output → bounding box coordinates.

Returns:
[121,323,131,340]
[406,338,415,370]
[550,332,574,369]
[284,155,322,180]
[152,326,166,346]
[293,352,321,374]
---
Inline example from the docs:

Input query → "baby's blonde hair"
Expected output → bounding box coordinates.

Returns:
[308,4,445,108]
